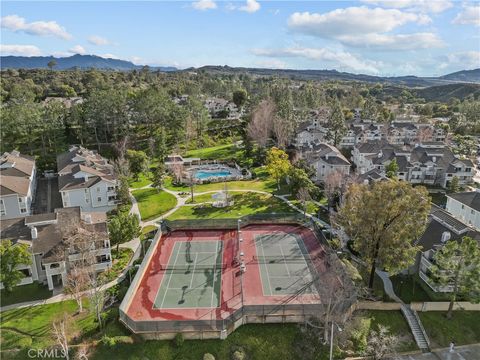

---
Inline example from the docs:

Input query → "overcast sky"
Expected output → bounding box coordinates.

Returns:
[1,1,479,76]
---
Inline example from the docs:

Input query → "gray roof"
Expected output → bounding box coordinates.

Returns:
[0,207,108,262]
[447,191,480,212]
[417,207,480,251]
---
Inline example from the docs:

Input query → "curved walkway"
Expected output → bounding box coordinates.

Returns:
[2,182,327,311]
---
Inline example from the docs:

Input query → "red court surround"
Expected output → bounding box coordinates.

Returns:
[125,224,327,323]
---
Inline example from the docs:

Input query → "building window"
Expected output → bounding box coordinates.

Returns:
[18,198,23,202]
[97,187,100,192]
[97,197,102,202]
[21,208,27,213]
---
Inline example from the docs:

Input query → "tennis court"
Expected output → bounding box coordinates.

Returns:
[153,240,224,309]
[254,232,316,296]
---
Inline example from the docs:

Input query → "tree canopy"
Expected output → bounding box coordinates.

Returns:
[336,180,430,288]
[0,240,32,293]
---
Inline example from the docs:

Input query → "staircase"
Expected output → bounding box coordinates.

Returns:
[401,304,430,352]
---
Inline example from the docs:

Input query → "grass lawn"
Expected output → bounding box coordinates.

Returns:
[184,143,243,160]
[390,275,433,303]
[429,192,447,207]
[0,282,52,307]
[359,310,417,352]
[0,300,97,351]
[128,172,152,189]
[164,176,276,194]
[93,324,301,360]
[290,200,320,216]
[419,311,480,348]
[168,193,296,220]
[132,188,177,220]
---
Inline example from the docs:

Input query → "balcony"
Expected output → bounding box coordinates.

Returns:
[419,271,453,293]
[95,260,112,272]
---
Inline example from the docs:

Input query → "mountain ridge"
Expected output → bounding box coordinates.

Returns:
[1,55,479,87]
[0,54,177,72]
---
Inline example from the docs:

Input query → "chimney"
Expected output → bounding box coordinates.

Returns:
[432,156,436,163]
[84,174,89,182]
[441,231,451,243]
[11,150,20,157]
[84,214,92,224]
[31,227,38,239]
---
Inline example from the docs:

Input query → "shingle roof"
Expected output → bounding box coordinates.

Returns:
[0,152,35,177]
[0,207,109,263]
[0,176,31,196]
[417,207,480,251]
[447,191,480,212]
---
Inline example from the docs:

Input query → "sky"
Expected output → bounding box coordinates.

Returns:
[1,0,479,76]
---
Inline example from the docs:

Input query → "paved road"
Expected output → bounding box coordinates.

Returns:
[397,344,480,360]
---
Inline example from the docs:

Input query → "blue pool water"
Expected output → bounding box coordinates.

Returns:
[194,169,232,179]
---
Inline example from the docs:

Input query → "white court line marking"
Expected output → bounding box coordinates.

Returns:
[188,253,199,290]
[278,244,291,277]
[259,237,274,295]
[159,242,182,309]
[209,241,220,308]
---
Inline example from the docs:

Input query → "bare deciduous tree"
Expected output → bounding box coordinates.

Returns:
[366,325,400,360]
[272,116,290,149]
[75,346,89,360]
[247,100,275,147]
[64,264,89,313]
[52,313,72,360]
[171,162,184,184]
[324,170,344,210]
[297,187,311,216]
[415,126,434,143]
[316,253,358,343]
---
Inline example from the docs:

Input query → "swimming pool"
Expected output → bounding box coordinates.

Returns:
[194,169,232,180]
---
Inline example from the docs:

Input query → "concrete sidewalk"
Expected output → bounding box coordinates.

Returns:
[396,344,480,360]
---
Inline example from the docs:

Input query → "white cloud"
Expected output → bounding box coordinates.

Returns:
[288,7,431,37]
[0,44,42,56]
[361,0,453,13]
[0,14,71,40]
[252,47,382,74]
[239,0,261,13]
[101,53,120,59]
[69,45,86,55]
[339,32,444,50]
[452,4,480,26]
[88,35,110,46]
[255,59,287,69]
[192,0,217,11]
[440,51,480,70]
[287,7,444,50]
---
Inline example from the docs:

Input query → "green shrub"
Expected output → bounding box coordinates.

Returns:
[349,317,371,354]
[203,353,216,360]
[101,335,133,347]
[173,333,184,348]
[231,347,246,360]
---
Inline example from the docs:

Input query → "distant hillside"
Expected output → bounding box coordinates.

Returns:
[440,69,480,83]
[0,54,177,72]
[414,83,480,102]
[1,55,478,88]
[187,65,480,87]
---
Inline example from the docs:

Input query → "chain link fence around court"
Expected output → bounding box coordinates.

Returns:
[120,214,354,336]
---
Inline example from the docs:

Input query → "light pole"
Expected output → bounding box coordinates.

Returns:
[329,322,342,360]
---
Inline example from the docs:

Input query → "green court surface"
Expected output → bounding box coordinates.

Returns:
[154,241,223,309]
[254,233,315,296]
